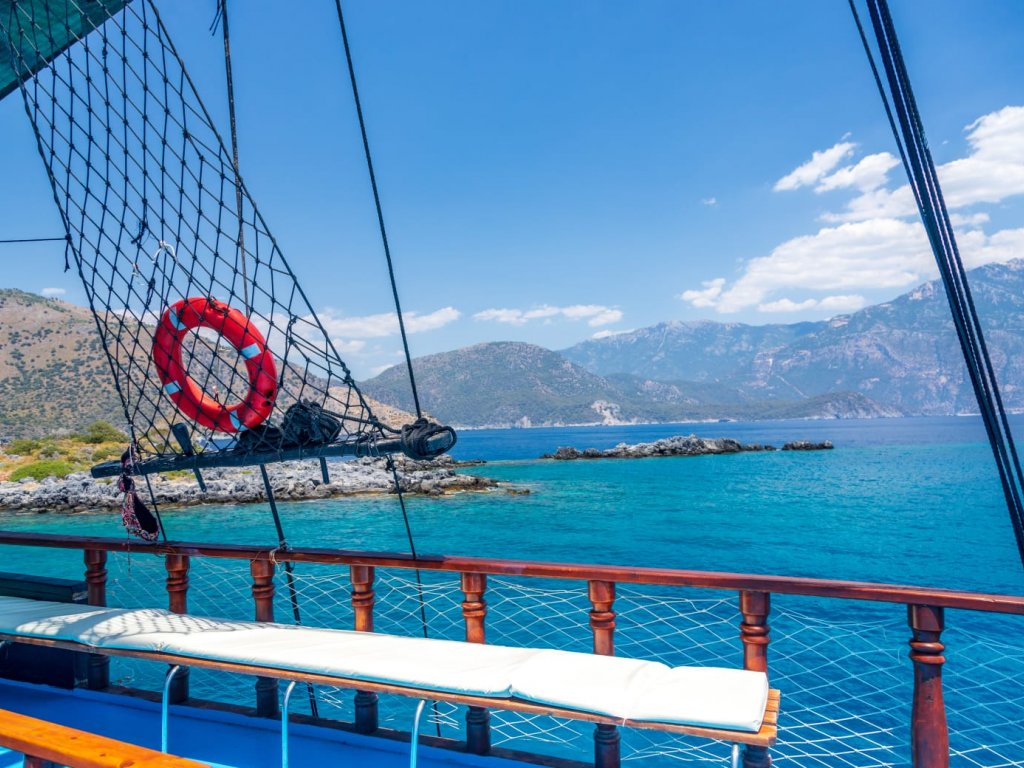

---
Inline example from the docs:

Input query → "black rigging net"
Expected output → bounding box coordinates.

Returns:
[0,0,454,479]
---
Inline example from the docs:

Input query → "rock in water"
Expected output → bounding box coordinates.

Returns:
[542,434,835,460]
[781,441,834,451]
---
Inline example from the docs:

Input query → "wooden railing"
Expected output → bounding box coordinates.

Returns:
[2,530,1024,768]
[0,706,209,767]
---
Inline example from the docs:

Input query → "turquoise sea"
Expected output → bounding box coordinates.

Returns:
[2,415,1024,767]
[1,415,1023,595]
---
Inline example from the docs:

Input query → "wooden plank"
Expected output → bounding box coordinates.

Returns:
[0,634,779,747]
[1,531,1023,614]
[0,707,209,767]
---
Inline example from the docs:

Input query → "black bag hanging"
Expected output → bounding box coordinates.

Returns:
[281,401,343,447]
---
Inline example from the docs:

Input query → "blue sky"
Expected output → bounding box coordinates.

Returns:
[1,1,1023,378]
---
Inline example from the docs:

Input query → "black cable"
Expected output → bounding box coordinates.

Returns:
[332,0,423,419]
[260,464,319,717]
[0,236,66,244]
[213,0,250,313]
[853,0,1024,569]
[385,454,441,736]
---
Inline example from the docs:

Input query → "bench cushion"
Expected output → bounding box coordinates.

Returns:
[0,595,769,732]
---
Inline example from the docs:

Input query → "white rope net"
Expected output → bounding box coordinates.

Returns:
[102,552,1024,766]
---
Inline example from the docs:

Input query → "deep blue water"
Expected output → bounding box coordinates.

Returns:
[1,415,1023,595]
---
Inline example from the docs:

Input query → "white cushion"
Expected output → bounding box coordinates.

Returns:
[511,649,667,719]
[121,621,539,698]
[0,596,768,733]
[0,595,139,645]
[628,666,769,731]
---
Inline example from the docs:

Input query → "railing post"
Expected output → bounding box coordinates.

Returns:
[461,572,490,754]
[164,554,190,704]
[739,590,771,768]
[588,580,618,768]
[350,565,378,734]
[251,558,279,718]
[908,605,948,768]
[83,549,108,690]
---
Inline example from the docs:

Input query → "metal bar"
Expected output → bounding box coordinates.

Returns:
[90,431,455,479]
[281,680,298,768]
[161,665,183,753]
[409,700,427,768]
[731,743,741,768]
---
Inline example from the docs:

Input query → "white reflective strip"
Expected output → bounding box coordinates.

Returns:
[168,308,187,331]
[163,382,181,396]
[240,342,261,360]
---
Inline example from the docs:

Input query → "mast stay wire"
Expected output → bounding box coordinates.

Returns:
[210,0,250,313]
[332,0,422,421]
[210,0,317,716]
[850,0,1024,570]
[331,0,441,733]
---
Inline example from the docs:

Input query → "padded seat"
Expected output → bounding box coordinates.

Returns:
[0,595,770,733]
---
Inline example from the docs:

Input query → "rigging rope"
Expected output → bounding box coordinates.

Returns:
[852,0,1024,569]
[0,236,66,243]
[332,0,423,420]
[259,464,319,717]
[211,0,250,313]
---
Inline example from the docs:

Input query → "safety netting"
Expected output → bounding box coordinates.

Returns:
[0,0,403,468]
[100,552,1024,767]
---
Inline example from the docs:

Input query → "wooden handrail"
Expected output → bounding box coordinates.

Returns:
[0,707,209,767]
[1,531,1022,614]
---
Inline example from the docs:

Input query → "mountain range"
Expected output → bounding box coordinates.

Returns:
[360,261,1024,427]
[0,289,413,438]
[2,260,1022,435]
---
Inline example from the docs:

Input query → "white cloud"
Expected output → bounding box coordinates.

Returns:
[679,278,725,308]
[819,294,868,312]
[757,298,818,313]
[317,307,460,338]
[816,152,900,193]
[330,338,366,354]
[949,212,990,228]
[474,304,622,327]
[825,105,1024,223]
[956,227,1024,269]
[758,295,867,314]
[40,287,66,297]
[689,106,1024,316]
[774,141,856,191]
[473,308,525,325]
[701,197,718,206]
[684,218,931,313]
[592,328,633,339]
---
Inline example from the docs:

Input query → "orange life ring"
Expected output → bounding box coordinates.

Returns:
[153,297,278,433]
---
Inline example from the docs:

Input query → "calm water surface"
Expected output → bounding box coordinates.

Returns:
[2,416,1022,595]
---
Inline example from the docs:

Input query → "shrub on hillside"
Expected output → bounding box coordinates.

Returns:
[9,460,74,481]
[76,420,127,444]
[5,438,41,456]
[90,445,123,462]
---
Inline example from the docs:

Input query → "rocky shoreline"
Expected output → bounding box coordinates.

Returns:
[542,435,833,460]
[0,456,502,514]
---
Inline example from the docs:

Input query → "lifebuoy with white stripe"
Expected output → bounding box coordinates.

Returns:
[153,297,278,433]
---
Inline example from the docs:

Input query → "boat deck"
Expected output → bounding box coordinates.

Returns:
[0,678,530,768]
